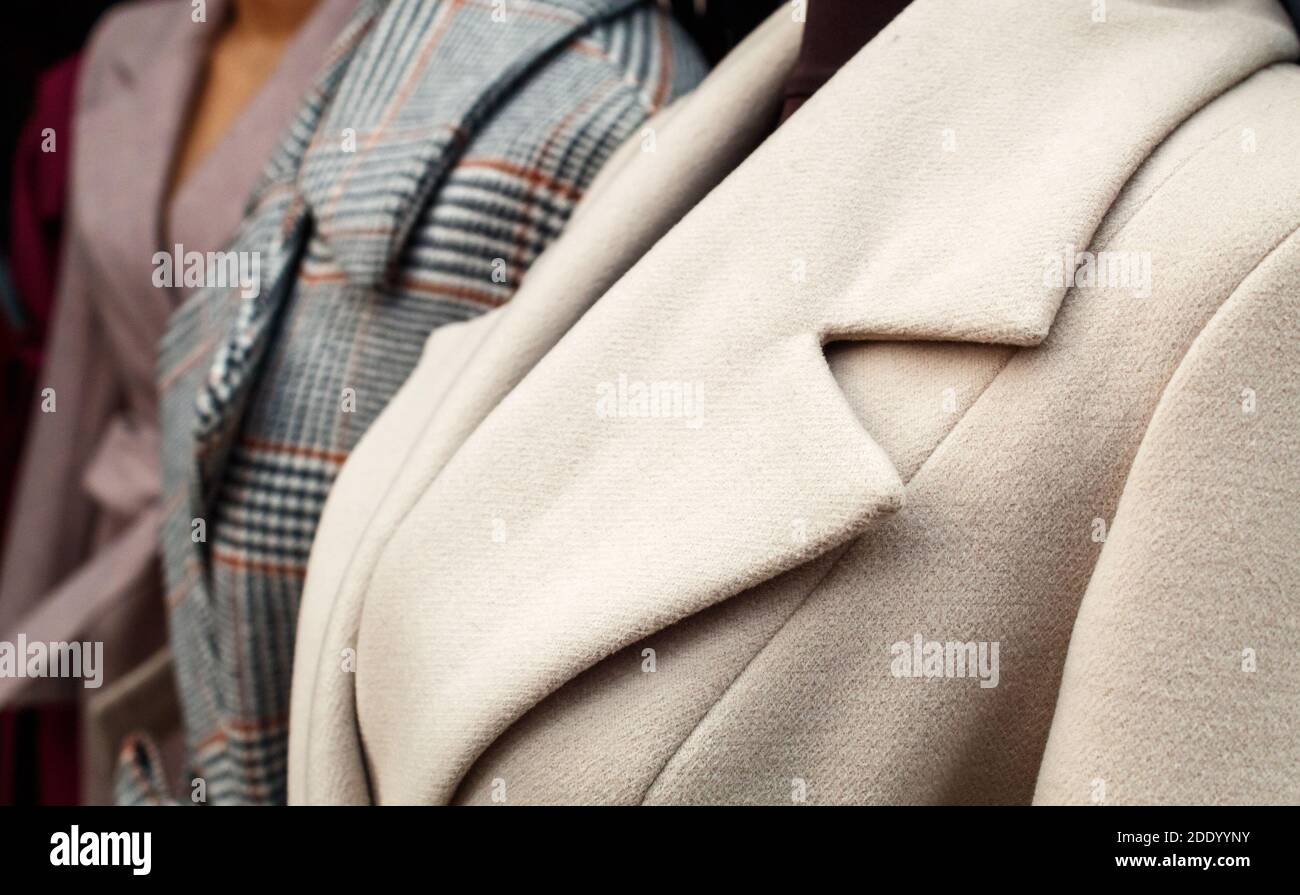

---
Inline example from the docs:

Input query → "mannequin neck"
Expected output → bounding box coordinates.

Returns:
[229,0,321,41]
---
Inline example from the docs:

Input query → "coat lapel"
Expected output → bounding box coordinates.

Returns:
[350,0,1299,802]
[189,0,386,496]
[74,1,227,358]
[190,0,642,497]
[294,0,642,287]
[293,3,807,804]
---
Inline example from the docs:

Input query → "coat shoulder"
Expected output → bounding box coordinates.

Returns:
[1108,63,1300,246]
[79,0,193,107]
[1091,62,1300,333]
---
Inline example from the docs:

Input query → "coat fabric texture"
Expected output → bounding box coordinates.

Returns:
[124,0,704,805]
[289,0,1300,805]
[0,0,358,804]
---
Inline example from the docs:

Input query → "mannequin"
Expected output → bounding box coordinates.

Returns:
[170,0,322,197]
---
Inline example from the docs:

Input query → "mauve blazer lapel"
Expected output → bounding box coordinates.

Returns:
[74,1,226,357]
[350,0,1298,802]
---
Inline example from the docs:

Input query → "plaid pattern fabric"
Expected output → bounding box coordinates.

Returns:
[118,0,705,805]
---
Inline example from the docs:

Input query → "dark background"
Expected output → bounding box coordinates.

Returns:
[0,1,121,251]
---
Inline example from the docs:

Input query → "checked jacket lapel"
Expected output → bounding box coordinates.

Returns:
[150,0,386,804]
[184,0,387,505]
[183,0,643,558]
[159,0,383,572]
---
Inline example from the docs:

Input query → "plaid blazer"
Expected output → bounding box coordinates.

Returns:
[118,0,704,805]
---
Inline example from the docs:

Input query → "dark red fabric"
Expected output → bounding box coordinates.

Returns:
[0,705,80,805]
[3,54,80,538]
[1,54,82,807]
[34,705,80,804]
[780,0,913,122]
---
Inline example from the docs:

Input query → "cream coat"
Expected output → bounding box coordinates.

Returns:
[290,0,1300,805]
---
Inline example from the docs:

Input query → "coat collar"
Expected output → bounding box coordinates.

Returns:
[186,0,641,491]
[187,0,641,437]
[348,0,1299,802]
[189,0,386,488]
[74,0,229,349]
[295,0,644,289]
[294,0,805,805]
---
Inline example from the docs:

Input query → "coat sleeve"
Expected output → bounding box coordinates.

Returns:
[1033,233,1300,805]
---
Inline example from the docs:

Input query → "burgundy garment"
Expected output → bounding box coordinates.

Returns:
[779,0,913,122]
[0,703,78,806]
[33,706,79,804]
[0,54,81,808]
[2,54,79,541]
